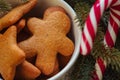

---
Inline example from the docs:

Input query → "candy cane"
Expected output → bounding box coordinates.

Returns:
[80,0,118,55]
[95,0,120,79]
[104,0,120,47]
[80,0,120,80]
[93,58,107,80]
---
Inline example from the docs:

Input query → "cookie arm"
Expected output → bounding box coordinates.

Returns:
[15,61,41,79]
[3,26,17,43]
[27,17,44,34]
[58,37,74,56]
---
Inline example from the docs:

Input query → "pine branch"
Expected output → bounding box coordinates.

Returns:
[0,0,12,17]
[115,31,120,50]
[0,0,29,17]
[0,0,11,10]
[74,1,91,28]
[6,0,29,7]
[69,55,95,80]
[103,67,120,80]
[91,27,120,71]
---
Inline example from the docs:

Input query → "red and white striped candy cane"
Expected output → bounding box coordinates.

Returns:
[104,0,120,47]
[95,0,120,80]
[93,58,107,80]
[80,0,120,80]
[80,0,118,55]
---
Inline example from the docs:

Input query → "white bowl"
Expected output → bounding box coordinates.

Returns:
[43,0,81,80]
[0,0,81,80]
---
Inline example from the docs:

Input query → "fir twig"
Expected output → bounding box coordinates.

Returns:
[92,28,120,71]
[69,55,95,80]
[103,66,120,80]
[0,0,12,17]
[0,0,11,11]
[0,0,29,17]
[74,2,90,28]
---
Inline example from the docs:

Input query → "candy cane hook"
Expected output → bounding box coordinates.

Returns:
[80,0,120,80]
[80,0,120,55]
[95,0,120,80]
[104,0,120,47]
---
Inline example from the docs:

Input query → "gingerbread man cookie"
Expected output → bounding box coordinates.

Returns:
[18,6,74,75]
[0,26,25,80]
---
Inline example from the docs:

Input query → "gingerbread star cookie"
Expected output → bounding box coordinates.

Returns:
[18,6,74,75]
[0,26,25,80]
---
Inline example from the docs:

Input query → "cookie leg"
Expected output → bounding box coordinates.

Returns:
[48,59,59,77]
[15,61,41,80]
[35,50,57,75]
[58,37,74,56]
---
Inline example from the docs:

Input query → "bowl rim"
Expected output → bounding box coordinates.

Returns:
[48,0,81,80]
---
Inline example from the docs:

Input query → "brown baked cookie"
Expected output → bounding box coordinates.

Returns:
[0,26,25,80]
[48,59,59,77]
[16,18,26,33]
[15,61,41,80]
[37,59,59,80]
[0,0,37,31]
[18,6,74,75]
[44,6,66,19]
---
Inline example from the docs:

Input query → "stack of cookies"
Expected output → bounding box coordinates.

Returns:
[0,0,74,80]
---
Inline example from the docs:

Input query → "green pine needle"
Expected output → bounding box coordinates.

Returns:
[68,55,95,80]
[0,0,12,17]
[0,0,11,10]
[21,0,29,3]
[0,0,29,17]
[74,2,90,28]
[92,27,120,71]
